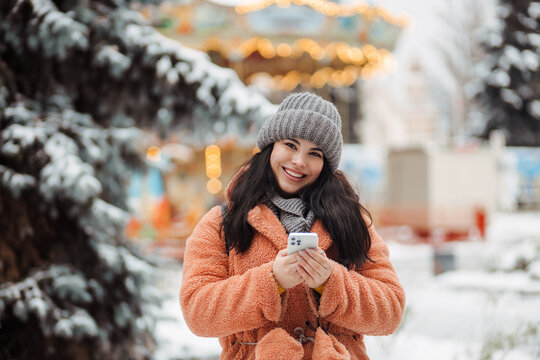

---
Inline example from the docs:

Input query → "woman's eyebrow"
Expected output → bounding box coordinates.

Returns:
[286,138,322,152]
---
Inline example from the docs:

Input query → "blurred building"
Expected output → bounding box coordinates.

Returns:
[360,56,439,147]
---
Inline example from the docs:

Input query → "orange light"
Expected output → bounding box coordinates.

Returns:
[362,44,376,56]
[205,144,222,178]
[309,46,325,60]
[207,178,222,194]
[330,71,342,87]
[350,47,364,63]
[260,45,276,58]
[336,44,350,62]
[205,145,220,157]
[367,50,381,65]
[276,43,292,57]
[206,164,222,178]
[146,146,161,162]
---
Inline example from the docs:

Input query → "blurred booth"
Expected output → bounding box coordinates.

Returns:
[379,146,497,242]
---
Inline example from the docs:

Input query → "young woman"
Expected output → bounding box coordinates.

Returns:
[180,92,405,360]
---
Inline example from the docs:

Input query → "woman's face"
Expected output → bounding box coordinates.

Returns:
[270,138,324,195]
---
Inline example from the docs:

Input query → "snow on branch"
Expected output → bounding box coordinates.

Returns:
[0,164,37,198]
[0,265,99,338]
[39,132,103,204]
[54,309,99,339]
[118,20,276,124]
[1,123,48,154]
[93,44,133,79]
[32,0,89,59]
[81,199,130,246]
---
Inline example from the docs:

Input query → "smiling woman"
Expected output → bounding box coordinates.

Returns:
[270,138,324,196]
[180,92,405,360]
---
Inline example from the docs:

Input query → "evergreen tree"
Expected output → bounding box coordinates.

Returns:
[477,0,540,146]
[0,0,274,359]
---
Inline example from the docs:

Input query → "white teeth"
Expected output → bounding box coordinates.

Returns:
[284,168,304,178]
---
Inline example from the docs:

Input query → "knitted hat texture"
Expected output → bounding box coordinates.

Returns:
[256,92,343,172]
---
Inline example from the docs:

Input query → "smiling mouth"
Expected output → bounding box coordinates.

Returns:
[283,167,306,179]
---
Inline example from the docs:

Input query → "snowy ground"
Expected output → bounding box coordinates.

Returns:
[151,211,540,360]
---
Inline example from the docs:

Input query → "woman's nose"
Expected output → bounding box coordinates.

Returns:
[291,152,306,167]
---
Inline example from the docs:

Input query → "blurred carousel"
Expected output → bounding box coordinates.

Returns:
[136,0,407,142]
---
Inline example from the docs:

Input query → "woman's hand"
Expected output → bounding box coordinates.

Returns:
[273,249,304,289]
[296,247,333,289]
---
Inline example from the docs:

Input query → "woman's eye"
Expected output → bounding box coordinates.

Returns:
[310,152,322,158]
[285,142,296,149]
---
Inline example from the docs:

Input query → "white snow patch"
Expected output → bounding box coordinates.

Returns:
[156,56,173,77]
[503,45,524,71]
[529,2,540,18]
[3,104,36,123]
[121,248,155,276]
[94,45,132,78]
[487,69,511,88]
[501,89,522,109]
[27,297,48,320]
[54,310,98,339]
[40,133,102,203]
[522,49,539,71]
[438,270,540,294]
[0,165,37,197]
[95,243,122,272]
[1,124,47,150]
[517,13,537,30]
[528,33,540,48]
[530,260,540,280]
[529,100,540,119]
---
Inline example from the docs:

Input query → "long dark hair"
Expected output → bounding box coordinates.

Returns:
[221,144,373,269]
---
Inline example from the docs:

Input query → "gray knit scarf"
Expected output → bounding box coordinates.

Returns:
[268,195,315,234]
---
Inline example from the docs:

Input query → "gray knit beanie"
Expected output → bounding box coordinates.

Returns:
[256,92,343,173]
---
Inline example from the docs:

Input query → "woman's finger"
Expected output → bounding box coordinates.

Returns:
[297,264,315,282]
[300,250,327,270]
[306,248,327,262]
[298,252,325,278]
[305,249,333,270]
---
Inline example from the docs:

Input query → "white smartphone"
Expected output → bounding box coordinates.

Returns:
[287,232,319,255]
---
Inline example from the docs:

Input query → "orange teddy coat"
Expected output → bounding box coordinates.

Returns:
[180,204,405,359]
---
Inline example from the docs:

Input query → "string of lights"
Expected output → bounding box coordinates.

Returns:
[199,37,396,90]
[205,145,222,194]
[202,37,388,64]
